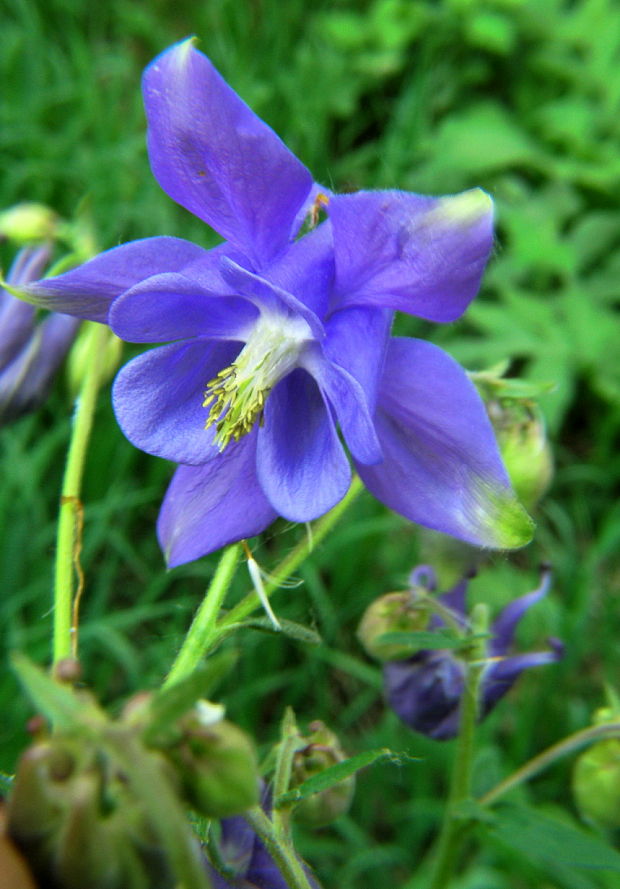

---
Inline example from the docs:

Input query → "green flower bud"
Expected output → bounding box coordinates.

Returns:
[487,398,553,510]
[165,706,259,818]
[0,203,60,244]
[357,591,430,660]
[572,737,620,831]
[291,721,354,827]
[572,706,620,831]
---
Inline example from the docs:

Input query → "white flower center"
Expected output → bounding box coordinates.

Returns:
[203,312,311,450]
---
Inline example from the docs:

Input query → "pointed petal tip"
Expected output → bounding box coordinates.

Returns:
[479,486,535,550]
[431,188,494,231]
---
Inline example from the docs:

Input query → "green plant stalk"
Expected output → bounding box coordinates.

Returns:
[428,657,485,889]
[244,806,315,889]
[479,721,620,807]
[213,475,365,639]
[53,321,109,666]
[272,708,303,842]
[164,543,242,687]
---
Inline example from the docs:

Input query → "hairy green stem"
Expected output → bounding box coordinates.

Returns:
[272,708,303,842]
[214,475,364,640]
[164,543,242,687]
[428,657,485,889]
[53,322,109,666]
[244,806,315,889]
[480,721,620,807]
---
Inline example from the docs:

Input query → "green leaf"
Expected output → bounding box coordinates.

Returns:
[145,650,238,744]
[275,748,418,808]
[224,617,322,646]
[487,804,620,873]
[375,630,465,652]
[10,653,103,730]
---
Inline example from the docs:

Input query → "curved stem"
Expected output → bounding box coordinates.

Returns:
[164,543,242,687]
[244,806,315,889]
[479,722,620,807]
[53,322,109,667]
[213,475,364,640]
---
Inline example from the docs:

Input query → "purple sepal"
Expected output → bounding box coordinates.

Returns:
[143,40,313,267]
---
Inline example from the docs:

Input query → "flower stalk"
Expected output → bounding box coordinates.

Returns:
[53,322,109,667]
[244,805,316,889]
[428,609,488,889]
[479,721,620,808]
[163,543,242,687]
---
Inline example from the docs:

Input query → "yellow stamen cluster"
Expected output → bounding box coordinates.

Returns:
[202,313,313,451]
[203,364,269,451]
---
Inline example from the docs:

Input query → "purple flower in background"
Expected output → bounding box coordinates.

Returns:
[0,247,80,424]
[385,565,563,740]
[13,39,533,566]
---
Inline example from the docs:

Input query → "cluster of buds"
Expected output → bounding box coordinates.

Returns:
[358,565,563,740]
[5,662,260,889]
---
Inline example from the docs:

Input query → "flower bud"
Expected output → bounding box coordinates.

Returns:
[165,707,259,818]
[0,246,80,425]
[487,398,553,510]
[7,737,176,889]
[291,721,354,827]
[0,203,59,244]
[357,591,430,661]
[572,737,620,831]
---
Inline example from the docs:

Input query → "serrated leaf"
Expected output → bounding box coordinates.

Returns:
[275,748,418,807]
[487,804,620,873]
[10,653,103,730]
[146,651,238,744]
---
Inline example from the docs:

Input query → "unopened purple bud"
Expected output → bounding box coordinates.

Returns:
[0,247,80,424]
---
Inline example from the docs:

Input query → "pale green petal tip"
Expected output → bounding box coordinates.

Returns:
[468,476,535,550]
[492,496,535,550]
[0,277,37,306]
[174,35,199,65]
[434,188,494,229]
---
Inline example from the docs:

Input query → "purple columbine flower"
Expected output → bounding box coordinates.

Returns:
[0,247,80,424]
[384,565,563,740]
[11,39,533,566]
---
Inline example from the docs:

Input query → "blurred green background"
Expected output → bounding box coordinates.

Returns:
[1,0,620,886]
